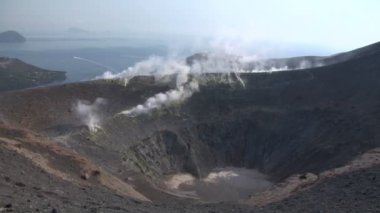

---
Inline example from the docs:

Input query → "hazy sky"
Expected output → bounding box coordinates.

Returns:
[0,0,379,50]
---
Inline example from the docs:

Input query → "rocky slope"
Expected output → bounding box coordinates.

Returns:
[0,57,66,92]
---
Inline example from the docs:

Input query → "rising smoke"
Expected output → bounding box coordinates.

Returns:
[97,44,323,117]
[121,80,199,116]
[74,98,107,132]
[96,56,191,86]
[98,53,248,117]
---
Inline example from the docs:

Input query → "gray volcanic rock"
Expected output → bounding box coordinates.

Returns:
[0,31,26,43]
[0,57,66,92]
[263,165,380,212]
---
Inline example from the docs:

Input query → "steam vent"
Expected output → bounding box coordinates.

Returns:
[1,42,380,212]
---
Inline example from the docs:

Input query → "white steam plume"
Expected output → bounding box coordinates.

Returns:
[121,80,199,116]
[98,53,248,117]
[96,38,324,117]
[118,57,198,116]
[189,53,246,87]
[74,98,107,132]
[96,56,200,117]
[96,56,191,86]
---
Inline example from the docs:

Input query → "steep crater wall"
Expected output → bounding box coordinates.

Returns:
[1,51,380,202]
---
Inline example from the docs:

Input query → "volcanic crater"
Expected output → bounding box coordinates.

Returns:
[1,42,380,212]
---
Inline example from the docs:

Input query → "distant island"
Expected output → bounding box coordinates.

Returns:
[0,57,66,92]
[0,30,26,43]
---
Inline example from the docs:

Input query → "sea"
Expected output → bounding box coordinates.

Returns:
[0,38,170,83]
[0,37,334,83]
